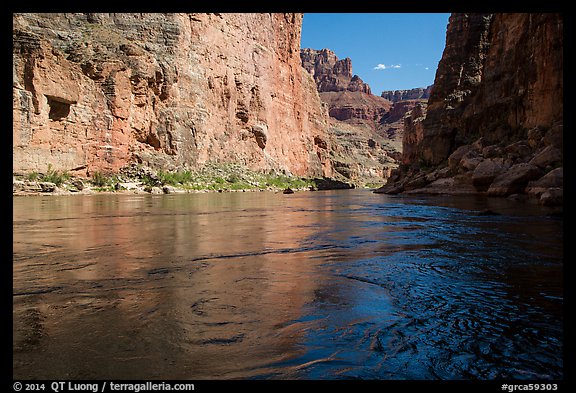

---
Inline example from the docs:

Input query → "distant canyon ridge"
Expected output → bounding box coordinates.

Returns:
[13,13,562,203]
[300,47,428,185]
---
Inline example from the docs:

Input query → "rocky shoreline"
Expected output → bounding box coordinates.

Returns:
[12,179,307,196]
[13,163,355,197]
[375,131,563,208]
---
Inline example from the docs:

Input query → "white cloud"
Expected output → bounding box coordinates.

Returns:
[373,63,401,70]
[425,67,430,70]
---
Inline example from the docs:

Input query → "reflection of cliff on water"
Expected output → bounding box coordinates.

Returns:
[13,192,350,379]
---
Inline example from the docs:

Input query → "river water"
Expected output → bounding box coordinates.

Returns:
[12,190,563,380]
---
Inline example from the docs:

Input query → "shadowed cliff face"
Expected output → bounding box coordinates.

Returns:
[377,13,563,206]
[418,13,563,166]
[417,13,494,166]
[13,13,333,178]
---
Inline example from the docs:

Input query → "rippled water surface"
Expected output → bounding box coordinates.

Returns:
[13,190,563,379]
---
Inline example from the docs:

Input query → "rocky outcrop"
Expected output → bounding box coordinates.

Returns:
[300,48,371,94]
[400,102,427,166]
[376,13,563,206]
[328,120,399,187]
[381,85,432,102]
[13,13,333,178]
[300,48,392,127]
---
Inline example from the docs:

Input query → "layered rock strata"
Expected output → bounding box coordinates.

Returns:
[377,99,427,153]
[381,85,432,102]
[320,91,392,126]
[376,13,563,206]
[300,48,372,94]
[13,13,333,178]
[300,48,392,127]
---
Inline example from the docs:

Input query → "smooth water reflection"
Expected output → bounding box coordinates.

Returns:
[13,190,563,379]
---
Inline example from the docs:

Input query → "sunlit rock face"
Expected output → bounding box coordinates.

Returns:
[13,13,333,178]
[300,47,391,127]
[300,48,372,94]
[376,13,563,205]
[381,86,432,102]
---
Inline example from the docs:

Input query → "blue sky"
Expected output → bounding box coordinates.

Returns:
[301,13,451,94]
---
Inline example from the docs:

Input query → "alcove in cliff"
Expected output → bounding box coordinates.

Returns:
[46,96,71,121]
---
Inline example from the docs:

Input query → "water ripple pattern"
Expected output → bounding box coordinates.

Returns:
[13,191,563,380]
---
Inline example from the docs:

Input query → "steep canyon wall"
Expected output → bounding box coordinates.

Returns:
[13,13,333,178]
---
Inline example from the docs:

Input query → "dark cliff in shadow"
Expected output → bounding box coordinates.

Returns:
[376,13,563,207]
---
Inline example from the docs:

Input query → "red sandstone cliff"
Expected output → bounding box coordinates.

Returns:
[376,13,563,206]
[13,13,333,178]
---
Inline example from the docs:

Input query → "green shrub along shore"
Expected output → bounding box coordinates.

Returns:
[13,162,360,195]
